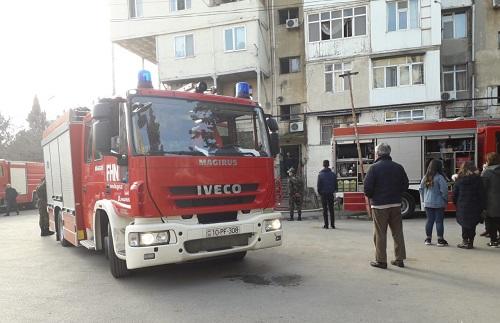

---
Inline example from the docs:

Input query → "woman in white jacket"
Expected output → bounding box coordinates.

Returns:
[419,159,449,246]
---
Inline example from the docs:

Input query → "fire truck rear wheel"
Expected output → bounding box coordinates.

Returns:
[57,211,71,247]
[105,223,130,278]
[401,193,416,219]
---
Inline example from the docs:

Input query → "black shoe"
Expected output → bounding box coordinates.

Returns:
[457,240,473,249]
[370,261,387,269]
[487,241,499,248]
[331,225,336,229]
[437,239,448,247]
[41,231,55,237]
[424,238,432,245]
[323,225,328,229]
[390,260,404,268]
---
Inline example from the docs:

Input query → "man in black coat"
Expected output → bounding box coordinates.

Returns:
[4,184,19,216]
[317,160,337,229]
[364,143,409,269]
[481,152,500,247]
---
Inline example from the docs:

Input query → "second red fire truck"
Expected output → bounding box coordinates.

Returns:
[0,159,44,210]
[334,119,500,218]
[42,77,283,278]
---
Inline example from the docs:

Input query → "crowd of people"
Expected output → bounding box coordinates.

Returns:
[287,144,500,269]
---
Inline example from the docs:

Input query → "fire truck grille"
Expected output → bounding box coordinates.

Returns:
[175,196,255,208]
[184,233,253,254]
[170,184,258,195]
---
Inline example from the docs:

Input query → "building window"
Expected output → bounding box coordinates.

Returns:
[373,56,424,88]
[175,34,194,58]
[442,12,467,39]
[387,0,419,32]
[280,57,301,74]
[325,62,352,92]
[129,0,143,18]
[280,104,301,121]
[442,64,467,96]
[278,8,299,25]
[170,0,191,12]
[308,6,366,42]
[385,109,424,123]
[320,115,355,145]
[224,26,246,51]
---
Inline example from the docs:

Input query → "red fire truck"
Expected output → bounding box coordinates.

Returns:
[42,79,283,278]
[0,159,44,210]
[334,119,500,218]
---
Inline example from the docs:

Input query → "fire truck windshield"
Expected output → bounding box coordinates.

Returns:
[130,96,271,157]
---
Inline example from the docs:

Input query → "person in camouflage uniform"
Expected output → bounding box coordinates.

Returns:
[288,168,304,221]
[36,178,54,237]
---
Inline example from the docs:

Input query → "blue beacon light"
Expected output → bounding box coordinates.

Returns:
[235,82,250,98]
[138,70,153,89]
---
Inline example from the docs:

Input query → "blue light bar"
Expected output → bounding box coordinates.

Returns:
[138,70,153,89]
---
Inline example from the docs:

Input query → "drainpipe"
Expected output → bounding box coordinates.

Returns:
[270,0,277,116]
[471,1,476,117]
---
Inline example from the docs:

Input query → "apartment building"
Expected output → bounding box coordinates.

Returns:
[110,0,272,106]
[303,0,442,188]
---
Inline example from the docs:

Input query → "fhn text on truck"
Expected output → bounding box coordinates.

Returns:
[41,73,283,278]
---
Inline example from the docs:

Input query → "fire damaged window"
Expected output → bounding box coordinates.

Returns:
[130,97,270,157]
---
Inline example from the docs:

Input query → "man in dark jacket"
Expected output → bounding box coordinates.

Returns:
[36,178,54,236]
[317,160,337,229]
[481,152,500,247]
[364,143,409,269]
[4,184,19,216]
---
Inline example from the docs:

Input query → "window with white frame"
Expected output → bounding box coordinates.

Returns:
[373,56,424,88]
[442,12,467,39]
[129,0,143,18]
[320,115,356,145]
[385,109,424,122]
[170,0,191,12]
[175,34,194,58]
[308,6,366,42]
[224,27,246,51]
[325,62,352,92]
[387,0,419,32]
[442,64,467,95]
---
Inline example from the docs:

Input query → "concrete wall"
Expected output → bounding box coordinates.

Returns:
[306,56,371,112]
[474,1,500,98]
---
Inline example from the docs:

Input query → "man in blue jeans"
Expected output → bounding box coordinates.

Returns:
[317,160,337,229]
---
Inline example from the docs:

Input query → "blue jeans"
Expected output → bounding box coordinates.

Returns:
[425,207,444,238]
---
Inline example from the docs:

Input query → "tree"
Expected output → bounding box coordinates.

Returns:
[4,95,48,161]
[0,112,13,157]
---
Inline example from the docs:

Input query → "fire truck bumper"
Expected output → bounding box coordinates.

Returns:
[124,212,283,270]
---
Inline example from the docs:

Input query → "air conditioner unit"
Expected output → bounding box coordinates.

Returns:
[493,0,500,9]
[286,18,299,29]
[441,92,455,100]
[289,121,304,133]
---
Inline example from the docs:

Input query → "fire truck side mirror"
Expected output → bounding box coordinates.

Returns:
[93,120,111,155]
[266,118,279,133]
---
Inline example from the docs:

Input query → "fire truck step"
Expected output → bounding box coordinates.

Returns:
[80,239,96,250]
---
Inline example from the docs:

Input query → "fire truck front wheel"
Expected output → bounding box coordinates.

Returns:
[401,193,416,219]
[104,223,130,278]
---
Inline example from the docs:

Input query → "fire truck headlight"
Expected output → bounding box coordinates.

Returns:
[128,233,139,247]
[264,219,281,232]
[156,231,170,244]
[140,233,155,246]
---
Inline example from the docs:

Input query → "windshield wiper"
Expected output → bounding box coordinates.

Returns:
[147,150,205,156]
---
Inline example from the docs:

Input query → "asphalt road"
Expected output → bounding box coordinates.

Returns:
[1,209,499,323]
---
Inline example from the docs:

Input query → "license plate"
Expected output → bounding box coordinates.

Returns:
[206,226,240,238]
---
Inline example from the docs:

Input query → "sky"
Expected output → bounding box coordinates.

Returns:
[0,0,157,130]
